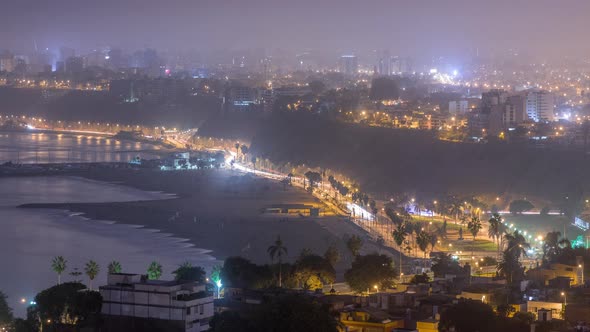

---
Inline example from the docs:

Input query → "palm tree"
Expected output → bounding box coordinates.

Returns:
[504,231,530,259]
[251,156,257,170]
[392,224,408,280]
[497,250,523,284]
[411,222,424,257]
[84,260,100,290]
[304,171,322,193]
[267,235,288,287]
[448,199,462,224]
[107,261,122,274]
[416,230,431,268]
[542,231,561,263]
[147,261,163,280]
[51,256,67,285]
[467,216,482,241]
[240,145,249,162]
[467,216,482,257]
[488,213,502,258]
[385,206,412,226]
[429,233,438,253]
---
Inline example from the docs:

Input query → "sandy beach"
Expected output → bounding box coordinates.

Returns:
[20,168,384,275]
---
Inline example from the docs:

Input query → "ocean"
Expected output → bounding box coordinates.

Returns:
[0,175,216,317]
[0,131,162,164]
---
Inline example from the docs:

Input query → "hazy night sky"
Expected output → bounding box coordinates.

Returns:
[1,0,589,58]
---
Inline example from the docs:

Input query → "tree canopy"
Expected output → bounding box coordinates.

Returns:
[323,245,341,266]
[369,77,400,101]
[385,206,412,226]
[220,256,274,289]
[440,299,531,332]
[209,293,338,332]
[34,282,102,330]
[344,253,396,293]
[304,171,322,192]
[439,300,497,332]
[431,253,465,277]
[345,234,363,256]
[292,254,336,290]
[173,262,207,283]
[0,291,12,327]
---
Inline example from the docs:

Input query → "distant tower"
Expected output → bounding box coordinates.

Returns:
[378,50,391,76]
[125,81,138,103]
[339,55,358,76]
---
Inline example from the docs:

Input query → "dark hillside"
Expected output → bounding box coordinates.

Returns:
[245,113,586,201]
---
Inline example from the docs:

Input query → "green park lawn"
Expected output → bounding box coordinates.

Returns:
[446,239,499,253]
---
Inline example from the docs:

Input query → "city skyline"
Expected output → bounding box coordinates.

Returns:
[1,0,590,60]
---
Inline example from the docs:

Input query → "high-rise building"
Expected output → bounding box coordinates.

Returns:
[106,48,125,69]
[449,100,468,114]
[296,52,310,71]
[65,56,84,74]
[226,86,260,111]
[55,61,65,73]
[260,56,272,82]
[59,47,75,61]
[525,90,554,122]
[339,55,358,76]
[481,89,508,110]
[503,94,527,127]
[130,49,162,77]
[29,49,54,73]
[391,56,413,74]
[377,50,391,76]
[0,52,15,72]
[85,49,107,68]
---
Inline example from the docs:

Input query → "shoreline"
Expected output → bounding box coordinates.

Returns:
[17,168,369,273]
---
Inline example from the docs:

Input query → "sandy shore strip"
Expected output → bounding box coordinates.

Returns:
[20,168,386,275]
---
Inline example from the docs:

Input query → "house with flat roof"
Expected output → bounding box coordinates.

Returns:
[526,262,581,286]
[337,308,405,332]
[527,300,564,320]
[99,273,214,332]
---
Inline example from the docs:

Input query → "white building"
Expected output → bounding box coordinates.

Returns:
[449,100,468,114]
[339,55,358,76]
[0,55,15,72]
[525,90,554,122]
[100,273,214,332]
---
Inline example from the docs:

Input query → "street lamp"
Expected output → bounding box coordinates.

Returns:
[432,201,438,219]
[579,264,584,285]
[216,280,222,299]
[561,292,567,307]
